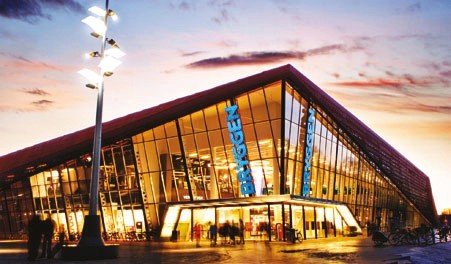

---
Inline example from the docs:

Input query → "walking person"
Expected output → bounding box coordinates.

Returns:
[239,219,245,244]
[229,221,237,245]
[40,216,55,259]
[27,214,43,261]
[193,223,202,247]
[209,222,217,246]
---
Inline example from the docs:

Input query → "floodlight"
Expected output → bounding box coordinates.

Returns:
[85,51,100,58]
[98,56,122,72]
[104,48,125,58]
[108,10,118,21]
[88,6,118,21]
[88,6,106,17]
[78,68,100,84]
[90,32,101,38]
[107,38,119,48]
[82,16,106,36]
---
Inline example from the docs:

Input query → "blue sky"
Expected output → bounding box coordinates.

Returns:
[0,0,450,213]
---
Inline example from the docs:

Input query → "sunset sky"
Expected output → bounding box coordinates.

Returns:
[0,0,450,213]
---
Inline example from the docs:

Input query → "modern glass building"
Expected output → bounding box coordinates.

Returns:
[0,65,437,242]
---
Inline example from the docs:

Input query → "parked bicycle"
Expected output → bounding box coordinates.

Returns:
[286,228,303,243]
[388,228,417,246]
[415,225,434,246]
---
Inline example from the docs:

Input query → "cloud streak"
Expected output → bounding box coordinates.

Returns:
[0,0,83,24]
[330,70,450,89]
[186,44,353,68]
[21,88,50,96]
[32,99,53,106]
[209,0,235,24]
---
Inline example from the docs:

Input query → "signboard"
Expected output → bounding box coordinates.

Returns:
[225,104,255,195]
[302,108,315,196]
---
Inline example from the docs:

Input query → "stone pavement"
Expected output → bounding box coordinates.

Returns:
[1,236,450,264]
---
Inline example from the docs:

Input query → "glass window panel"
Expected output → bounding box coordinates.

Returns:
[142,141,160,172]
[191,111,206,132]
[207,130,225,149]
[271,119,281,159]
[204,105,220,131]
[120,191,131,205]
[36,172,45,185]
[153,125,167,139]
[249,89,269,122]
[285,91,293,122]
[179,115,193,135]
[102,149,114,167]
[264,82,281,120]
[164,121,178,138]
[316,207,326,238]
[236,94,252,125]
[217,102,229,129]
[315,115,322,136]
[286,160,296,194]
[253,122,272,159]
[113,147,126,186]
[110,192,120,205]
[195,132,210,150]
[289,123,300,160]
[182,134,196,155]
[123,144,135,170]
[141,129,154,141]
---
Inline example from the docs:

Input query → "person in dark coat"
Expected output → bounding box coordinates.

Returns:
[239,219,245,244]
[40,217,55,259]
[27,215,42,261]
[208,222,217,246]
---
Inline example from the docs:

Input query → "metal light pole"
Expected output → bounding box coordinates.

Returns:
[63,0,123,259]
[78,0,109,248]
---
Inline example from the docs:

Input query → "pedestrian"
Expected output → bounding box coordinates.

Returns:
[27,214,43,261]
[209,222,217,246]
[239,219,245,244]
[40,216,55,259]
[229,221,237,245]
[193,223,202,247]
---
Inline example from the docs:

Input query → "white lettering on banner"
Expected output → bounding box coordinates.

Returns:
[302,108,315,196]
[225,104,255,195]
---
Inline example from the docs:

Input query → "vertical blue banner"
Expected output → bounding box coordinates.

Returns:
[302,108,315,196]
[225,104,256,195]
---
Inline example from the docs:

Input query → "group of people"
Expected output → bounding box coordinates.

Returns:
[27,214,56,261]
[217,219,245,246]
[193,219,245,247]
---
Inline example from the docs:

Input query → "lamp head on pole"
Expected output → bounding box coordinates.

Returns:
[88,6,118,21]
[82,16,106,37]
[107,38,119,48]
[78,68,100,89]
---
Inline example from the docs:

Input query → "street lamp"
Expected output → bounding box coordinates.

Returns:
[62,0,124,260]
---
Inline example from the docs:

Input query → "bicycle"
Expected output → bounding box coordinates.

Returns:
[295,229,303,243]
[388,228,417,246]
[287,228,303,243]
[415,225,434,246]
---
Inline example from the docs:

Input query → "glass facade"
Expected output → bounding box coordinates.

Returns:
[0,76,433,241]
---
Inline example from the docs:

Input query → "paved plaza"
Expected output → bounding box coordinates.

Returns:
[1,236,450,264]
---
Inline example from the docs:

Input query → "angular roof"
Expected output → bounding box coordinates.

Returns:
[0,64,437,224]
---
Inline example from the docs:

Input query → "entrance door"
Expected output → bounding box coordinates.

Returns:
[248,206,269,241]
[304,206,315,239]
[316,207,326,238]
